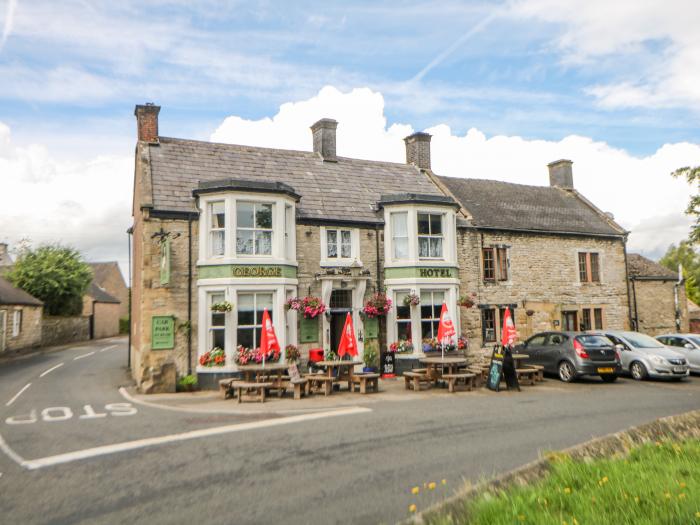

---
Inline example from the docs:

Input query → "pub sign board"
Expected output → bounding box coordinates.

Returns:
[364,317,379,340]
[300,317,319,343]
[152,315,175,350]
[486,345,504,391]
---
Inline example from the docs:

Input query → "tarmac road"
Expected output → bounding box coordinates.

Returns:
[1,338,699,524]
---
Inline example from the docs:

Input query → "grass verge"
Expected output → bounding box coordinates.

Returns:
[425,439,700,525]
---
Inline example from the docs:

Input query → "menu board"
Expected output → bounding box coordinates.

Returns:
[486,345,504,391]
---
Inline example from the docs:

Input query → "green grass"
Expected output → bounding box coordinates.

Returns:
[426,439,700,525]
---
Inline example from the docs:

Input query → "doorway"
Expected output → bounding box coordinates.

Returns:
[562,311,578,331]
[329,289,353,352]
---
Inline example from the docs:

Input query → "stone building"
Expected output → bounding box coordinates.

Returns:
[627,253,687,335]
[82,281,121,339]
[688,300,700,333]
[130,103,632,391]
[89,262,129,319]
[0,276,43,353]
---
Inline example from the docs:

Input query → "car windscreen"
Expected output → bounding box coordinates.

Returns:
[576,335,612,347]
[688,336,700,346]
[622,332,666,349]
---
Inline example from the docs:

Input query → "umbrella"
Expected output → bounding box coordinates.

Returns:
[501,307,517,348]
[337,312,358,359]
[436,303,456,360]
[259,308,280,368]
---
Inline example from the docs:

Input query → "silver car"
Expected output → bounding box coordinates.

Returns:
[593,330,689,381]
[656,334,700,374]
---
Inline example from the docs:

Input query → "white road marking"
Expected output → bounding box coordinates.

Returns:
[1,406,371,470]
[39,363,64,378]
[73,351,95,361]
[5,384,31,407]
[99,345,117,353]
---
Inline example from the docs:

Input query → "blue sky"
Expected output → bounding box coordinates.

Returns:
[1,0,699,274]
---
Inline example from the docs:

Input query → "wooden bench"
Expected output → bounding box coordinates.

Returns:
[219,378,235,399]
[290,378,310,400]
[351,373,380,394]
[306,375,336,396]
[403,371,431,391]
[526,365,545,382]
[234,381,273,403]
[442,373,477,393]
[515,368,537,386]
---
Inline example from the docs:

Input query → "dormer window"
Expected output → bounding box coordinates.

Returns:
[417,213,443,258]
[209,201,225,257]
[236,202,273,256]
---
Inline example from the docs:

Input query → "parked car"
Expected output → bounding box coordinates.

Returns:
[515,331,621,383]
[592,330,689,381]
[655,334,700,374]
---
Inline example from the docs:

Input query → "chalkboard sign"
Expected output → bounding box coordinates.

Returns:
[299,317,319,343]
[486,345,504,391]
[381,351,395,377]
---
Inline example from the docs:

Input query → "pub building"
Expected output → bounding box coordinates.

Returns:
[130,104,631,392]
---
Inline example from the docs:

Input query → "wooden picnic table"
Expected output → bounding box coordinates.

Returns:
[237,363,289,396]
[511,353,530,368]
[316,360,360,391]
[419,357,468,384]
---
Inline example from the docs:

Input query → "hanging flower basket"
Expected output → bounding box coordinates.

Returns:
[458,293,477,308]
[403,293,420,307]
[199,347,226,367]
[286,296,327,319]
[389,340,414,354]
[285,344,300,363]
[210,301,233,312]
[363,293,392,318]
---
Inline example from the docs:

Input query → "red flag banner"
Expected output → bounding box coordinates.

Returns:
[260,308,280,355]
[501,307,517,347]
[437,303,456,344]
[337,312,358,358]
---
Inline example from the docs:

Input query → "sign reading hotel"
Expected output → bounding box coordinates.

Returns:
[152,316,175,350]
[418,267,454,278]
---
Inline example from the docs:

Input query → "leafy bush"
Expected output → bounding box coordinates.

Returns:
[119,317,129,334]
[176,374,198,392]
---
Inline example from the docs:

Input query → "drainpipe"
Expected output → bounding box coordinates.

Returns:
[187,215,193,375]
[622,236,634,330]
[375,224,381,292]
[127,226,133,369]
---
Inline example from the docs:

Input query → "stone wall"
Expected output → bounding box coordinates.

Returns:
[41,315,90,347]
[0,305,42,352]
[456,229,630,351]
[630,279,688,335]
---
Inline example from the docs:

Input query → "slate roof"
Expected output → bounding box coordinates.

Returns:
[0,276,43,306]
[147,137,443,223]
[627,253,678,280]
[86,282,120,304]
[88,262,126,289]
[438,176,624,236]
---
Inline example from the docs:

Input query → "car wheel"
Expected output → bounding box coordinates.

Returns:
[630,361,647,381]
[558,361,575,383]
[600,374,618,383]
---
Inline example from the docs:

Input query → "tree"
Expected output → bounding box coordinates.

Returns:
[672,166,700,243]
[7,244,93,316]
[659,240,700,304]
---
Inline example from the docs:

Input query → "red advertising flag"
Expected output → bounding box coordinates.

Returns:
[501,307,517,347]
[437,303,456,344]
[259,308,280,355]
[337,312,358,357]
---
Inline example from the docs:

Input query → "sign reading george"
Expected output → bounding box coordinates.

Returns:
[232,266,282,278]
[152,316,175,350]
[299,317,319,343]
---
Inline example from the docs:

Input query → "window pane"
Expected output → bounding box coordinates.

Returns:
[483,248,495,280]
[212,312,225,327]
[578,253,588,282]
[594,308,603,329]
[429,237,442,257]
[237,328,254,349]
[212,329,225,349]
[255,231,272,255]
[238,294,254,326]
[581,309,591,331]
[256,204,273,229]
[590,253,600,282]
[392,212,408,236]
[341,230,352,258]
[211,231,225,256]
[396,304,410,320]
[394,238,408,259]
[211,292,225,304]
[236,230,254,255]
[327,230,337,258]
[397,321,412,341]
[497,248,508,280]
[417,214,430,234]
[421,321,435,339]
[430,214,442,235]
[237,202,254,228]
[257,293,273,322]
[418,237,429,258]
[211,201,225,228]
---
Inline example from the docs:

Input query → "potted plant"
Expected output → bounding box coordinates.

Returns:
[389,340,414,354]
[403,293,420,307]
[458,293,477,308]
[286,296,327,319]
[211,300,233,312]
[362,292,392,318]
[176,374,198,392]
[199,347,226,367]
[362,344,379,373]
[285,344,300,363]
[422,338,437,353]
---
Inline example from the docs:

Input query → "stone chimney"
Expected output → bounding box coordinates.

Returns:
[134,103,161,143]
[310,118,338,161]
[404,132,431,170]
[0,242,12,266]
[548,159,574,189]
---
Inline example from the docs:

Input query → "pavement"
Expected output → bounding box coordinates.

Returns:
[1,337,699,524]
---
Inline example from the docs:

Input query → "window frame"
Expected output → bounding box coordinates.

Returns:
[390,212,409,261]
[208,200,226,258]
[207,291,227,351]
[481,308,496,343]
[578,251,601,283]
[235,200,274,257]
[482,246,509,282]
[394,290,413,343]
[420,290,446,340]
[12,309,21,337]
[236,291,274,350]
[417,212,444,259]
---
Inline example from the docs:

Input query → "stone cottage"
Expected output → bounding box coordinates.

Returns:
[89,262,129,319]
[0,276,43,354]
[130,103,632,391]
[627,253,687,335]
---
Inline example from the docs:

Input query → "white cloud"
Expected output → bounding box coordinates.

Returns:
[0,122,132,275]
[0,0,17,52]
[510,0,700,109]
[212,86,700,258]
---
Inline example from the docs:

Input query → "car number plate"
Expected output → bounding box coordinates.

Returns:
[673,366,686,373]
[597,367,614,374]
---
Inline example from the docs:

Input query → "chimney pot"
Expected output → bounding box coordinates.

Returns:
[404,132,432,170]
[134,103,161,143]
[548,159,574,189]
[310,118,338,161]
[0,242,12,266]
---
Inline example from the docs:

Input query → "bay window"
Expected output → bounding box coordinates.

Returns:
[417,213,443,258]
[391,212,408,259]
[237,292,274,349]
[208,292,226,350]
[209,201,225,257]
[420,290,445,339]
[236,202,273,256]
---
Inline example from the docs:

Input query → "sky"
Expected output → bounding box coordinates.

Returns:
[1,0,699,280]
